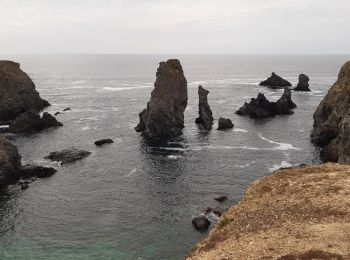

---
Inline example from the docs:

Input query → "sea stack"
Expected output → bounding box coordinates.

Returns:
[195,86,213,130]
[311,60,350,162]
[259,72,292,88]
[0,61,50,121]
[294,74,310,91]
[135,59,188,138]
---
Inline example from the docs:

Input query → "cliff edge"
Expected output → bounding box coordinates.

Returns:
[187,163,350,260]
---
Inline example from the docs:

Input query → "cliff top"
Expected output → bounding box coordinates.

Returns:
[187,163,350,260]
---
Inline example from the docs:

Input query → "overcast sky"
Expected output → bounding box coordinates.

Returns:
[0,0,349,54]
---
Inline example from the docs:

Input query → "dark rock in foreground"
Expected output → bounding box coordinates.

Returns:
[45,148,91,165]
[236,87,297,118]
[311,60,350,163]
[294,74,311,91]
[195,86,213,130]
[135,59,188,138]
[19,164,57,179]
[0,135,22,187]
[192,216,211,231]
[259,72,292,88]
[8,110,63,134]
[0,60,50,121]
[95,139,114,146]
[217,118,234,130]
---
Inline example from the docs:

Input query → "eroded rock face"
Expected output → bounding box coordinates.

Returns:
[44,148,91,165]
[8,110,62,134]
[0,61,50,121]
[311,61,350,162]
[294,74,310,91]
[259,72,292,88]
[0,135,21,187]
[195,86,213,130]
[236,87,296,118]
[135,59,188,138]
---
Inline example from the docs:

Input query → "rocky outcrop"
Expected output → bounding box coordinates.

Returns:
[195,86,213,130]
[135,59,188,138]
[44,148,91,164]
[259,72,292,88]
[217,118,234,130]
[19,165,57,179]
[0,135,21,187]
[0,60,50,121]
[94,139,114,146]
[187,163,350,259]
[311,61,350,162]
[294,74,311,91]
[8,110,62,134]
[236,87,296,118]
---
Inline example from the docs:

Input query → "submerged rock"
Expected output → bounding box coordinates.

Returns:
[214,196,228,203]
[0,135,21,187]
[217,118,234,130]
[259,72,292,88]
[135,59,188,138]
[311,61,350,162]
[63,107,71,111]
[44,148,91,165]
[8,110,62,134]
[19,164,57,179]
[192,216,211,232]
[294,74,311,91]
[236,87,296,118]
[94,139,114,146]
[0,60,50,121]
[195,86,213,130]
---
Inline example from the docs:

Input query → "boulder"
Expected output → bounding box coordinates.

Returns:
[135,59,188,138]
[94,139,114,146]
[217,117,234,130]
[259,72,292,88]
[0,60,50,121]
[214,196,228,203]
[192,216,211,232]
[44,147,91,165]
[236,87,296,118]
[195,86,213,130]
[19,164,57,179]
[294,74,311,91]
[8,110,62,134]
[311,61,350,162]
[0,135,22,187]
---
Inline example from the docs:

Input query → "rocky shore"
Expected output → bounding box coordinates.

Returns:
[187,163,350,259]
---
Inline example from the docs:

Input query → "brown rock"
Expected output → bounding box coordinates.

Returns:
[135,59,188,138]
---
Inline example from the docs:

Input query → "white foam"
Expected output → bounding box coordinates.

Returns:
[101,86,152,91]
[235,162,256,168]
[81,126,90,131]
[126,168,138,177]
[258,134,301,151]
[167,155,180,160]
[234,128,248,133]
[72,80,86,85]
[268,161,292,172]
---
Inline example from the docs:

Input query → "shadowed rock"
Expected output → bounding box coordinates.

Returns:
[217,118,234,130]
[19,165,57,179]
[45,148,91,165]
[311,61,350,162]
[259,72,292,88]
[0,135,21,187]
[0,60,50,121]
[135,59,188,138]
[95,139,114,146]
[192,216,211,232]
[195,86,213,130]
[294,74,311,91]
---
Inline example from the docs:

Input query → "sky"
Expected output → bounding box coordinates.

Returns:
[0,0,349,54]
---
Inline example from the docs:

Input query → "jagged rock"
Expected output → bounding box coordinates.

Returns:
[192,216,211,231]
[214,196,228,203]
[19,164,57,179]
[94,139,114,146]
[236,87,296,118]
[0,135,21,187]
[294,74,311,91]
[0,60,50,121]
[45,147,91,165]
[259,72,292,88]
[135,59,188,138]
[311,61,350,162]
[217,118,234,130]
[195,86,213,130]
[8,110,62,134]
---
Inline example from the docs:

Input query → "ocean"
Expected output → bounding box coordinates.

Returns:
[0,54,349,260]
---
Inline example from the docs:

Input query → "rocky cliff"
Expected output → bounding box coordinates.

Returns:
[187,163,350,260]
[0,60,50,121]
[0,135,21,187]
[311,60,350,162]
[135,59,188,138]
